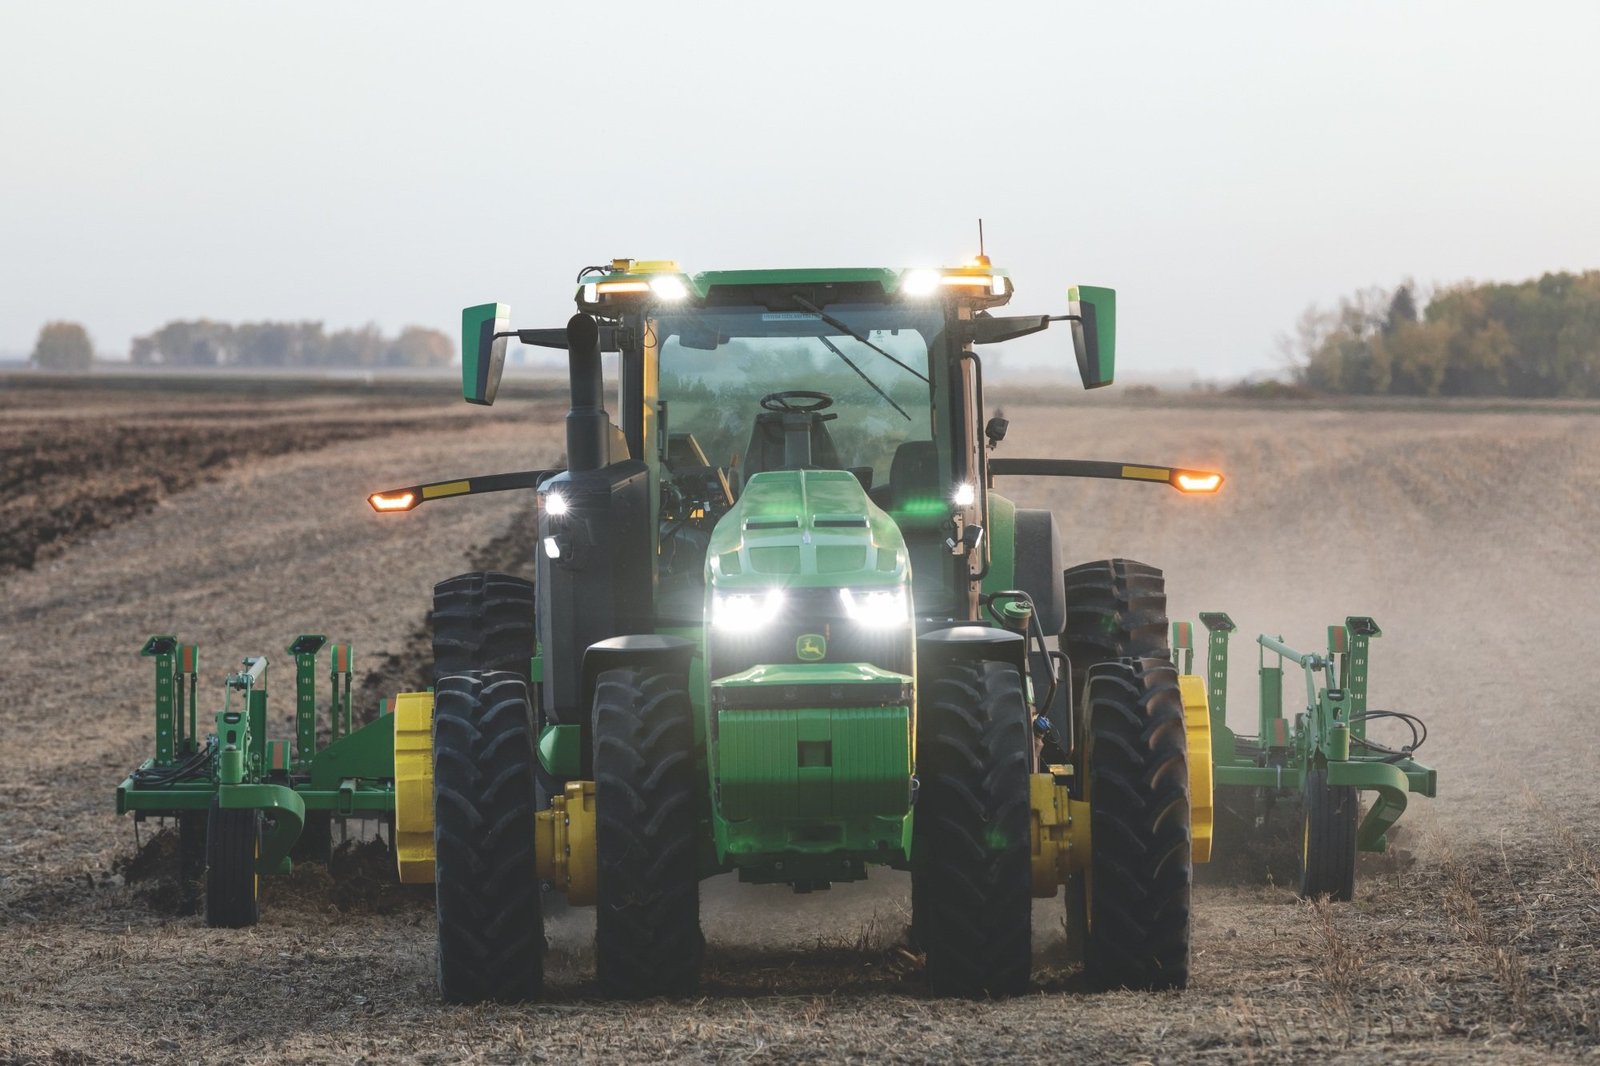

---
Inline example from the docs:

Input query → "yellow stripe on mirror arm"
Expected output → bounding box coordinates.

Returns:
[421,480,472,500]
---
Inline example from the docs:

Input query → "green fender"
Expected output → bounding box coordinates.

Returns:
[1326,760,1408,853]
[219,782,306,875]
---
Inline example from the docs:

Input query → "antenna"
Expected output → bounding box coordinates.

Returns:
[978,218,985,259]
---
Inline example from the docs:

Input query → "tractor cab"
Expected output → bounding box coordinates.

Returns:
[559,261,1101,627]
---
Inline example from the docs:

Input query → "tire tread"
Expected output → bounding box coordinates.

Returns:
[913,659,1033,998]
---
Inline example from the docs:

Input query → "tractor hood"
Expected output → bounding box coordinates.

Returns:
[706,469,908,589]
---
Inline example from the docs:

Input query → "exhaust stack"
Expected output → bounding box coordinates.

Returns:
[565,312,608,473]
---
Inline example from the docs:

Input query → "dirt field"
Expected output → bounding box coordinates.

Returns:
[3,382,1598,1064]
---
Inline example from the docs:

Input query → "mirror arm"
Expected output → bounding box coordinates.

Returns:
[367,468,561,513]
[506,327,622,352]
[987,458,1223,493]
[964,313,1083,345]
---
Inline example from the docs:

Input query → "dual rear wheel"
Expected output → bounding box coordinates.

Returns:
[432,662,706,1003]
[909,644,1194,996]
[1061,558,1194,991]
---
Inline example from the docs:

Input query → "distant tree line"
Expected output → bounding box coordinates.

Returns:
[1290,271,1600,397]
[129,320,454,368]
[31,321,95,370]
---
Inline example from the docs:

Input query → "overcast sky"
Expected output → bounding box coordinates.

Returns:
[3,1,1598,377]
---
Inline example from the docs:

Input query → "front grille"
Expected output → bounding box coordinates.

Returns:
[709,587,914,679]
[713,679,912,710]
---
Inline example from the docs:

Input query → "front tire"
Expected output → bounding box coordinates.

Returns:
[433,671,543,1004]
[593,667,703,999]
[204,796,261,929]
[1082,657,1192,991]
[913,659,1033,998]
[1299,768,1358,901]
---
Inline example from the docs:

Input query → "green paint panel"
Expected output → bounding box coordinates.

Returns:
[460,302,509,405]
[980,493,1017,597]
[538,722,582,778]
[713,661,908,690]
[1069,284,1117,387]
[749,546,801,574]
[308,713,395,791]
[691,267,901,298]
[716,705,911,823]
[706,469,908,592]
[219,782,304,875]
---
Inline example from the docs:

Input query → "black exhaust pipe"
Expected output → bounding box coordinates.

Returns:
[565,312,607,473]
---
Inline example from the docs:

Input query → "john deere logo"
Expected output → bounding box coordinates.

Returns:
[796,634,827,661]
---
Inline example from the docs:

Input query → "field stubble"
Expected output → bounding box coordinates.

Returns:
[2,386,1598,1063]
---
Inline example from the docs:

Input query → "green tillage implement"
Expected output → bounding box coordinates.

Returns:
[1177,613,1437,900]
[116,634,397,926]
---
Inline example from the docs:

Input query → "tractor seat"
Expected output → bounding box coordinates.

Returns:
[740,410,843,481]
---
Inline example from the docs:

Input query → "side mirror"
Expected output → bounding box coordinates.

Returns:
[1069,285,1116,389]
[461,303,510,405]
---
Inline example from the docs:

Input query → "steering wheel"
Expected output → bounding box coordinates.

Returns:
[760,390,834,413]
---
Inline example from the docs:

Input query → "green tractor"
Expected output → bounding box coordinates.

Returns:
[378,258,1223,1001]
[118,256,1228,999]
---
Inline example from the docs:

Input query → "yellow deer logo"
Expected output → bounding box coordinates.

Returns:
[796,634,827,661]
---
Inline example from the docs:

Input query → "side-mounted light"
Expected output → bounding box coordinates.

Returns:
[369,491,417,512]
[1174,472,1223,493]
[900,268,1008,298]
[594,279,650,295]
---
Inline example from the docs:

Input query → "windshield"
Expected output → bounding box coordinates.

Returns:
[651,304,943,489]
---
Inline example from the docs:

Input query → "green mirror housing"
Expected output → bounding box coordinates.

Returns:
[1069,285,1116,389]
[461,303,510,405]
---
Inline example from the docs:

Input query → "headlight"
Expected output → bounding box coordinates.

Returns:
[839,587,910,628]
[543,490,569,516]
[951,481,976,507]
[713,588,786,630]
[649,275,689,301]
[901,269,940,297]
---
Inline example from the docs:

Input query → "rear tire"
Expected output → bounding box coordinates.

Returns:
[432,572,536,688]
[433,671,543,1004]
[913,659,1033,998]
[1062,559,1169,704]
[432,571,560,805]
[204,796,261,929]
[1299,768,1358,901]
[1082,658,1192,991]
[593,667,704,998]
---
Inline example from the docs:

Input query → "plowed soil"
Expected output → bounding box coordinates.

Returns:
[3,383,1598,1064]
